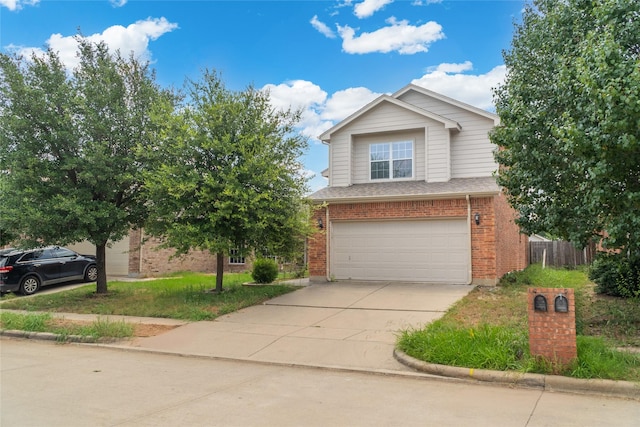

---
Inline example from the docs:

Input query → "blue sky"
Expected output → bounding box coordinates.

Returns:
[1,0,525,191]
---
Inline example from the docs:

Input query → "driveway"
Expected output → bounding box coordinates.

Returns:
[128,281,474,372]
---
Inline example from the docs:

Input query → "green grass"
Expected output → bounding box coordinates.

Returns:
[0,272,300,321]
[398,264,640,381]
[0,311,134,340]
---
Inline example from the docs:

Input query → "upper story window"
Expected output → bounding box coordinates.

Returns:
[370,141,413,180]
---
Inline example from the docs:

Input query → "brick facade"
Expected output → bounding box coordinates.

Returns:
[528,288,577,366]
[308,193,527,284]
[128,229,250,277]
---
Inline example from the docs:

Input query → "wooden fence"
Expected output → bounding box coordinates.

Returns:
[529,241,595,267]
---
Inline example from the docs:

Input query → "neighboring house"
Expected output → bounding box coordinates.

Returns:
[529,234,552,242]
[308,84,528,285]
[69,230,249,277]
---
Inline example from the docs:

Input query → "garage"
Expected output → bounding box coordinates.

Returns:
[330,219,470,283]
[68,238,130,277]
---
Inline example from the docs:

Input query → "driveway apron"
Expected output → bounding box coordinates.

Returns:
[128,281,474,372]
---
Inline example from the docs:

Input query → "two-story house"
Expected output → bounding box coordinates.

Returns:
[308,84,528,285]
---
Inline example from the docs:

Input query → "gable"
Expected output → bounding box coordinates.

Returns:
[319,95,459,142]
[393,84,499,125]
[321,84,498,189]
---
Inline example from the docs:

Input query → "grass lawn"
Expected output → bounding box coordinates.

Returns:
[397,265,640,381]
[0,311,136,341]
[0,272,300,321]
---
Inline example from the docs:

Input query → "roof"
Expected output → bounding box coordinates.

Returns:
[309,177,500,203]
[318,95,461,142]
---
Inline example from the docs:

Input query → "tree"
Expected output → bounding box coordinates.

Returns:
[0,39,172,293]
[144,70,310,293]
[491,0,640,255]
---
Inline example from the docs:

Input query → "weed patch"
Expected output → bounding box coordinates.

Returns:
[398,265,640,381]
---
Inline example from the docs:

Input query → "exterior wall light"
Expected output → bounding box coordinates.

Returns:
[474,212,480,226]
[317,218,324,229]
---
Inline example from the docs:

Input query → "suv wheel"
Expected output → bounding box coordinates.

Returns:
[20,276,40,296]
[85,265,98,282]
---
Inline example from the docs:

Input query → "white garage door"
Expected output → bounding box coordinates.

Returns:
[331,219,470,283]
[68,238,130,276]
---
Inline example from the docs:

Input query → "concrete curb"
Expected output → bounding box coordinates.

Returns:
[0,329,119,343]
[393,348,640,400]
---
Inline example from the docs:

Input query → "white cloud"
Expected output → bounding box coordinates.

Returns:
[412,62,506,110]
[0,0,38,11]
[338,17,444,54]
[310,15,336,39]
[10,17,178,72]
[263,80,328,112]
[427,61,473,73]
[110,0,127,7]
[321,87,380,121]
[262,80,329,139]
[262,81,380,141]
[411,0,443,5]
[353,0,393,19]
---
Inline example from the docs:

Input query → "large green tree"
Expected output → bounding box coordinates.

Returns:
[144,70,310,293]
[0,39,172,293]
[491,0,640,254]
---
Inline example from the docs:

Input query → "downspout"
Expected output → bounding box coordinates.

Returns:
[325,204,330,281]
[466,195,473,285]
[139,228,144,277]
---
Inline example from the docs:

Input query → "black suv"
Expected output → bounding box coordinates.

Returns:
[0,246,98,296]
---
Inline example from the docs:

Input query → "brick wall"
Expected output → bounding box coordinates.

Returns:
[307,196,526,283]
[493,192,529,278]
[528,288,577,365]
[470,197,497,283]
[308,207,327,279]
[128,230,250,277]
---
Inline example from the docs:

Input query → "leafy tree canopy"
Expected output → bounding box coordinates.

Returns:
[0,38,173,292]
[492,0,640,254]
[143,70,310,292]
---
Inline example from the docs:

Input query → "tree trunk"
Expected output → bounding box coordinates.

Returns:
[215,251,224,293]
[96,242,108,294]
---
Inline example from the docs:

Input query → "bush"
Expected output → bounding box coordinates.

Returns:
[251,258,279,284]
[498,269,532,287]
[589,253,640,298]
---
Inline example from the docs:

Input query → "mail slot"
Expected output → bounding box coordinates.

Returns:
[555,295,569,313]
[534,294,548,312]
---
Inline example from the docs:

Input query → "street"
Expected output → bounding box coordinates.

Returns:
[1,338,638,426]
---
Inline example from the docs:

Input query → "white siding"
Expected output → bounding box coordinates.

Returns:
[329,102,450,185]
[398,91,498,178]
[329,133,351,187]
[426,126,450,182]
[352,130,425,184]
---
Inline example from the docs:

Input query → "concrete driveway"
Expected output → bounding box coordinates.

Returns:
[128,281,474,372]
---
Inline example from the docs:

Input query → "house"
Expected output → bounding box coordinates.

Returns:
[68,230,249,277]
[308,84,527,285]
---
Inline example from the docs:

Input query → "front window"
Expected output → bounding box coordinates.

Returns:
[229,249,245,265]
[370,141,413,180]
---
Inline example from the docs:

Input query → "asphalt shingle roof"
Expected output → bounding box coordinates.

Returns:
[309,176,500,202]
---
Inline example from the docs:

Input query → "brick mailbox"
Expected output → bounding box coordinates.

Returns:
[528,288,577,366]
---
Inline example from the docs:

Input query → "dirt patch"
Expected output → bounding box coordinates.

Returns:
[49,318,179,337]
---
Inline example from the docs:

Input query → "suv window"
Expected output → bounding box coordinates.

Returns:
[53,248,76,258]
[20,249,54,262]
[20,250,42,262]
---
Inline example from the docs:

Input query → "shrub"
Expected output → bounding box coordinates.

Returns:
[498,269,532,287]
[589,253,640,298]
[251,258,279,284]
